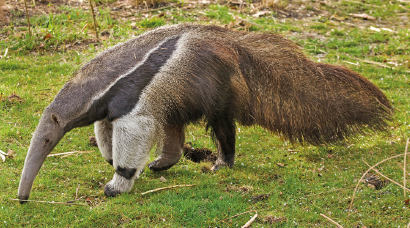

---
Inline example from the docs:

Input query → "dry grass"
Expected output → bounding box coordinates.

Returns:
[0,0,8,25]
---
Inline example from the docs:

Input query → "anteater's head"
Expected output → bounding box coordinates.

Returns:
[18,108,66,203]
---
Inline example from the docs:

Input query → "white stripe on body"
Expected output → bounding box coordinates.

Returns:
[101,35,184,193]
[73,36,179,123]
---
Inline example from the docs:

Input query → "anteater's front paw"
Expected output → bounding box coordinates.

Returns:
[104,173,134,197]
[104,184,121,197]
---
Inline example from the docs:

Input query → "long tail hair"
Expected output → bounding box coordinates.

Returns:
[235,33,392,145]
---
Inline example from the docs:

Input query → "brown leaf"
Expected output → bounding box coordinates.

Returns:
[404,199,410,205]
[44,33,53,40]
[6,92,22,103]
[159,176,167,182]
[86,197,93,205]
[327,154,332,158]
[7,149,15,157]
[276,163,286,167]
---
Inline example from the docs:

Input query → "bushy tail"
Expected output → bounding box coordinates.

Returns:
[235,33,392,145]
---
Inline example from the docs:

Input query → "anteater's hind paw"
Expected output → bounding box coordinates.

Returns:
[148,157,179,171]
[211,159,234,171]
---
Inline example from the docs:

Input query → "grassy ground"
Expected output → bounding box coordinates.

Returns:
[1,0,410,227]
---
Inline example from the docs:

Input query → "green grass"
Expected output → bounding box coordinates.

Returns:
[1,0,410,227]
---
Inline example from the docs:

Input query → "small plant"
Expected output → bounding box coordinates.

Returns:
[139,17,165,28]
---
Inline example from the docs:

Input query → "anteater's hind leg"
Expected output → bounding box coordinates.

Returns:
[148,125,185,171]
[94,118,113,166]
[104,115,156,197]
[210,113,236,170]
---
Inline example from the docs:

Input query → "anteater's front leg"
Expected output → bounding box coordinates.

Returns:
[94,118,113,166]
[148,125,185,171]
[104,115,156,197]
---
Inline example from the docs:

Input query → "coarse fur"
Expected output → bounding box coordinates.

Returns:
[18,24,392,201]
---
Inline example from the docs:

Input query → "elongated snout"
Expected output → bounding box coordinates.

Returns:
[18,113,65,203]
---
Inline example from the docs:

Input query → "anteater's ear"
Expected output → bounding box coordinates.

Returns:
[51,113,60,125]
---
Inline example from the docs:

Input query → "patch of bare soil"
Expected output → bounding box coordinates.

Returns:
[0,0,10,25]
[183,143,217,163]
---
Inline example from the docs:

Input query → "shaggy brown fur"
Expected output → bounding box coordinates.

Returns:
[145,25,392,146]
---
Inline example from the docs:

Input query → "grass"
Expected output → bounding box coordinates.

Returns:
[1,0,410,227]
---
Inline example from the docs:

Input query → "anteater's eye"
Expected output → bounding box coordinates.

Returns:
[45,138,50,143]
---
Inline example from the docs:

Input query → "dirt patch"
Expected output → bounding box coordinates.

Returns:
[251,193,271,202]
[0,0,10,25]
[225,185,253,194]
[183,143,217,163]
[264,216,287,224]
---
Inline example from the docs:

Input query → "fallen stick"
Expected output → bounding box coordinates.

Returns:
[405,139,409,197]
[89,0,99,40]
[362,160,410,192]
[407,221,410,228]
[320,213,343,228]
[217,210,257,222]
[241,213,258,228]
[23,0,31,36]
[75,185,80,199]
[359,59,391,69]
[357,58,410,73]
[140,184,195,195]
[348,153,406,215]
[9,198,88,206]
[47,151,94,157]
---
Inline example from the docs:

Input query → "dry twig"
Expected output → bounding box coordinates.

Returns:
[217,210,257,222]
[140,184,195,195]
[405,139,409,197]
[89,0,99,40]
[75,185,80,199]
[23,0,31,36]
[242,213,258,228]
[362,160,410,192]
[47,151,94,157]
[10,198,87,206]
[319,213,343,228]
[349,153,406,214]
